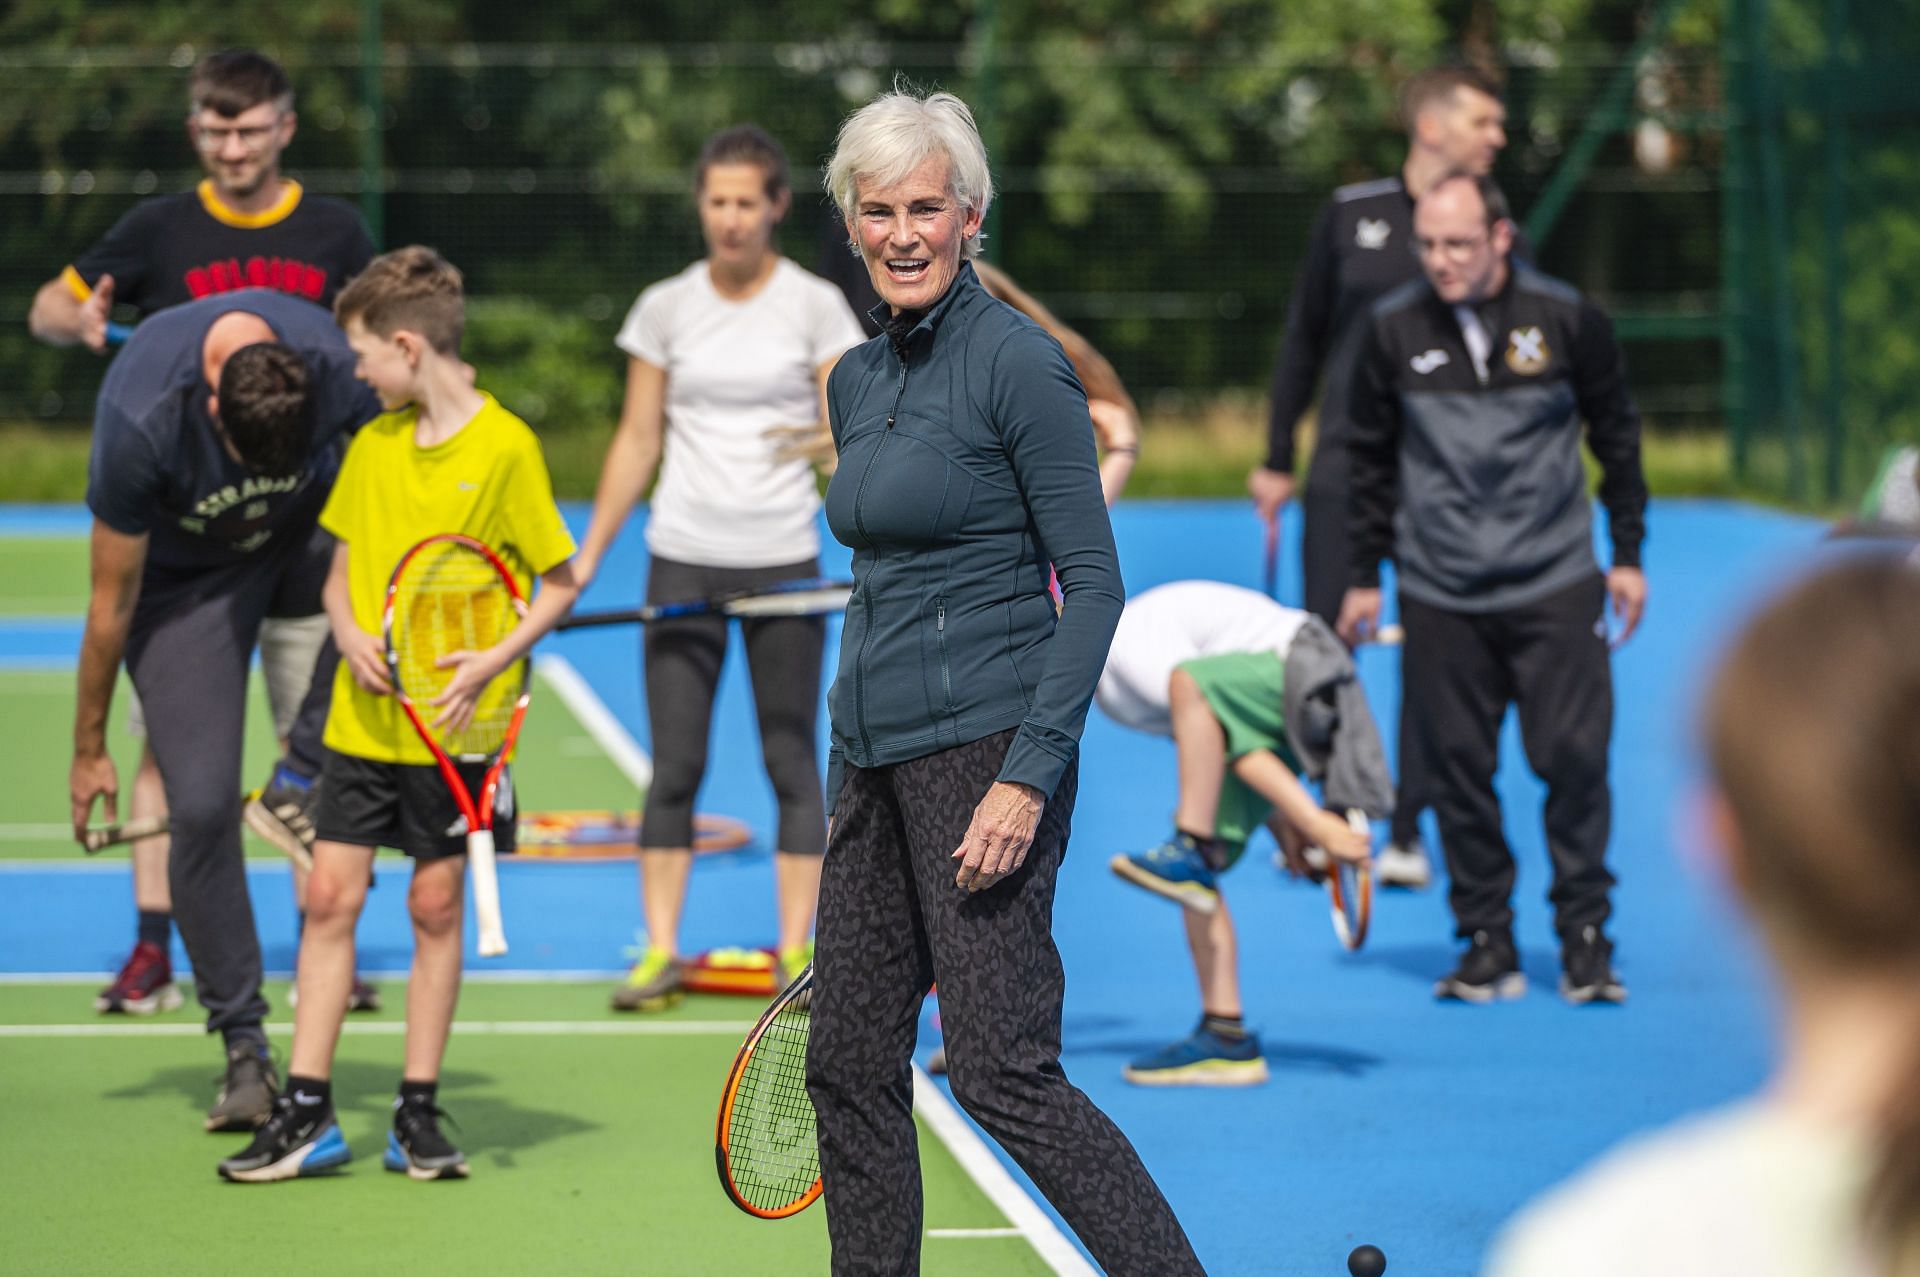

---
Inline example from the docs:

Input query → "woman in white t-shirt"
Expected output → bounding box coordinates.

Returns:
[1486,556,1920,1277]
[573,125,865,1012]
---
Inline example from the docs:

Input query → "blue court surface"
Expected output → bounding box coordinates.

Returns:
[0,498,1834,1274]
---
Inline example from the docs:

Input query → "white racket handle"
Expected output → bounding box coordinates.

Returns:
[468,828,508,957]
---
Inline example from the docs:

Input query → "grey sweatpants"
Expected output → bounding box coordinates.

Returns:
[807,729,1204,1276]
[124,525,337,1038]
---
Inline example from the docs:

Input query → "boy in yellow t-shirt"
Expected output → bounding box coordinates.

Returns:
[220,246,578,1184]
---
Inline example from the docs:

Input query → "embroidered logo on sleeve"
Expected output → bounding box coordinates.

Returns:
[1505,326,1550,375]
[1355,218,1391,250]
[1410,349,1450,375]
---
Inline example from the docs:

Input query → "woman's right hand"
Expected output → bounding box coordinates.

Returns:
[340,625,393,696]
[764,421,838,474]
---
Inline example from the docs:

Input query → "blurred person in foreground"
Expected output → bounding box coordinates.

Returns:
[806,86,1203,1275]
[1252,65,1518,891]
[1338,172,1647,1005]
[571,125,865,1010]
[1487,554,1920,1277]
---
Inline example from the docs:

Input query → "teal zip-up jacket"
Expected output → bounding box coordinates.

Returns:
[822,262,1124,813]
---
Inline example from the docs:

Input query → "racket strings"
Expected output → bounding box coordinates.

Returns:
[390,543,522,756]
[725,1002,818,1211]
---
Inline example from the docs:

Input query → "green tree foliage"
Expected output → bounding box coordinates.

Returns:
[8,0,1908,510]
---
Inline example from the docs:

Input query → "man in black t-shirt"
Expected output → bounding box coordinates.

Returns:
[1249,66,1515,891]
[29,49,372,349]
[28,51,376,1025]
[70,291,381,1132]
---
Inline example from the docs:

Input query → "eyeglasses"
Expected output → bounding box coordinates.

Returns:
[1412,233,1491,262]
[191,118,284,154]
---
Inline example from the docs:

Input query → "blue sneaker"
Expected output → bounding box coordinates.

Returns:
[217,1097,351,1182]
[1123,1024,1270,1087]
[1109,834,1220,913]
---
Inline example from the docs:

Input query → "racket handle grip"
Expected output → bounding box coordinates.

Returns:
[468,829,509,957]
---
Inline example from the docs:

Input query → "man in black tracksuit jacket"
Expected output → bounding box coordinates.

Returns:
[1338,173,1648,1006]
[1253,66,1517,888]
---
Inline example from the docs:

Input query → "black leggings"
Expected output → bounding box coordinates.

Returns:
[807,730,1203,1275]
[639,555,827,855]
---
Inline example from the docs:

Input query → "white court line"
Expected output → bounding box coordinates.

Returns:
[912,1064,1098,1276]
[535,653,653,789]
[0,1018,753,1038]
[0,858,293,873]
[0,970,629,984]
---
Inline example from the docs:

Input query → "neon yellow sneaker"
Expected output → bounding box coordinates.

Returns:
[610,946,685,1012]
[1122,1023,1269,1087]
[775,941,814,992]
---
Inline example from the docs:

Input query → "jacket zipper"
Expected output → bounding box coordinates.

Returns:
[936,598,954,712]
[850,356,911,760]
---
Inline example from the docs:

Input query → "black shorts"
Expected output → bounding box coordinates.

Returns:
[315,752,518,861]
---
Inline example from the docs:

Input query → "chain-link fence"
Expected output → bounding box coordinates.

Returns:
[3,24,1905,505]
[1721,0,1920,505]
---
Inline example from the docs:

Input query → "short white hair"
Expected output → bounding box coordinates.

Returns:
[825,88,993,259]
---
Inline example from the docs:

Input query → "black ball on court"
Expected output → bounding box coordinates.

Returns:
[1347,1244,1387,1277]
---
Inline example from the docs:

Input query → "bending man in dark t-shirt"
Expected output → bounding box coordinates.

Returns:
[69,291,380,1132]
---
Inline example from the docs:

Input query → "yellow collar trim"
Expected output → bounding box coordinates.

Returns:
[196,178,302,228]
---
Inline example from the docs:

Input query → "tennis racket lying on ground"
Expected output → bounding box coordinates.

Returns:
[558,578,852,631]
[81,816,169,854]
[1326,808,1375,951]
[385,533,530,958]
[716,962,822,1219]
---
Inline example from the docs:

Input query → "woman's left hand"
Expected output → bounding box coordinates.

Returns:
[952,781,1045,892]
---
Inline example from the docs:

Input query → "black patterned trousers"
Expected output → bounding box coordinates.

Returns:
[807,728,1205,1276]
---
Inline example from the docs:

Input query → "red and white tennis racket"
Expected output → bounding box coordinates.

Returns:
[383,534,530,957]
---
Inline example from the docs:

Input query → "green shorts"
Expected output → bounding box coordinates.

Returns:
[1176,651,1303,863]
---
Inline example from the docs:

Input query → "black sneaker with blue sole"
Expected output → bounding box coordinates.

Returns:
[218,1097,351,1183]
[385,1099,469,1180]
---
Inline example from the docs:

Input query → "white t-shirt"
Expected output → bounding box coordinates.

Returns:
[1484,1099,1878,1277]
[616,257,864,567]
[1095,580,1309,737]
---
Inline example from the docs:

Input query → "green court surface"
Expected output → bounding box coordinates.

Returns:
[0,666,636,860]
[0,981,1052,1276]
[0,535,88,614]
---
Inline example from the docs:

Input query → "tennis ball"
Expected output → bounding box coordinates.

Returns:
[1347,1244,1387,1276]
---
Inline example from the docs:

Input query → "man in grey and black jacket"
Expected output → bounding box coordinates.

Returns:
[1337,172,1647,1006]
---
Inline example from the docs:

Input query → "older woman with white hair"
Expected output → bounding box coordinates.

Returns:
[804,88,1204,1274]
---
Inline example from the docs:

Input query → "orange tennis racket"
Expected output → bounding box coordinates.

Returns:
[383,534,529,958]
[1327,808,1374,951]
[715,963,821,1219]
